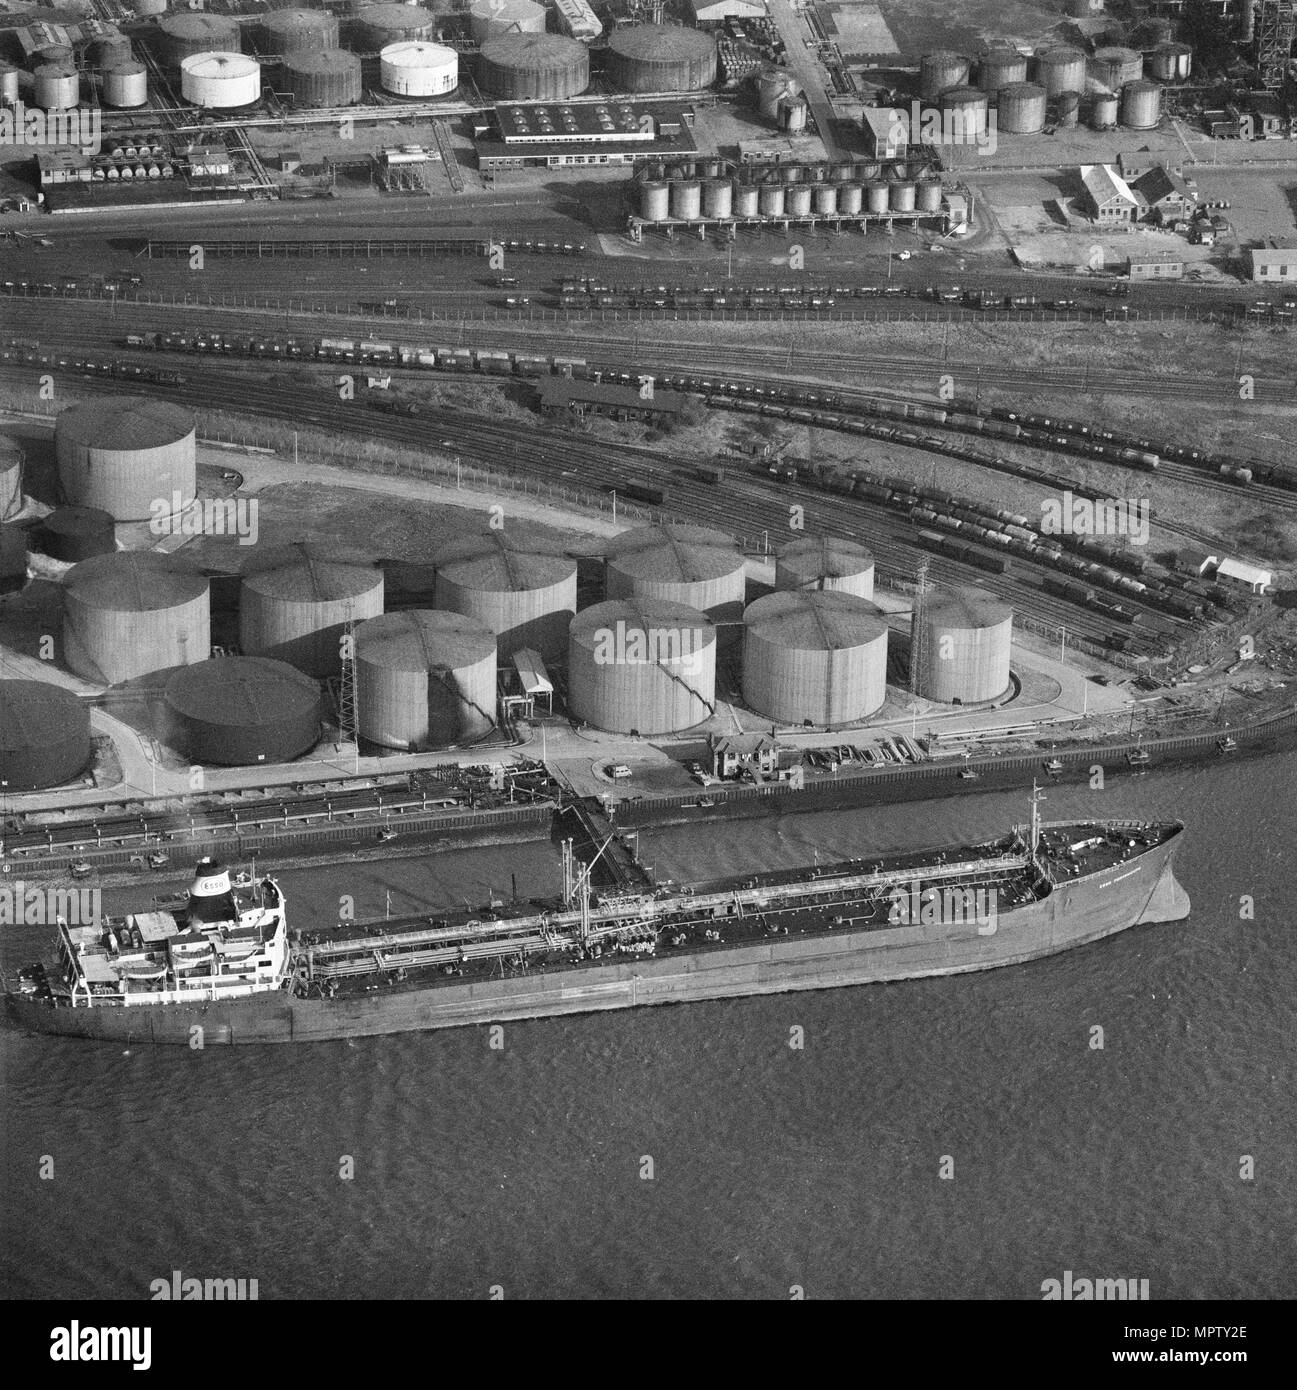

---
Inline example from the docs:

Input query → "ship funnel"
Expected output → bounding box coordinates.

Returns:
[188,857,236,923]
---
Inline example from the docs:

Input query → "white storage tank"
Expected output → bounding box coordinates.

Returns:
[380,41,458,97]
[63,552,210,686]
[355,610,497,749]
[776,536,874,598]
[742,590,888,726]
[640,180,671,221]
[912,587,1012,705]
[180,53,262,108]
[34,64,80,110]
[568,597,716,735]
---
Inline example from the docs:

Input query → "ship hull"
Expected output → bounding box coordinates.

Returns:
[5,830,1189,1045]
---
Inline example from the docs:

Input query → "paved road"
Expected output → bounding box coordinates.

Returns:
[765,0,842,160]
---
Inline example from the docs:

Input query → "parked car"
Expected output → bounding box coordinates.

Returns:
[607,764,632,780]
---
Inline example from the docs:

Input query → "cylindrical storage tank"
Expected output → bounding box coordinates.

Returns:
[838,182,863,215]
[776,536,874,598]
[919,50,970,99]
[758,183,785,217]
[63,552,209,685]
[670,178,701,220]
[889,180,916,213]
[0,441,20,521]
[1091,46,1143,90]
[434,533,576,661]
[702,177,732,219]
[283,50,363,107]
[86,34,133,68]
[734,183,760,217]
[165,657,321,766]
[940,85,989,139]
[742,591,888,727]
[912,588,1012,704]
[831,161,855,182]
[1091,91,1119,129]
[641,179,671,222]
[757,65,789,119]
[56,398,195,522]
[0,64,20,105]
[468,0,545,43]
[786,184,812,217]
[813,183,837,215]
[605,524,746,629]
[779,95,807,132]
[355,4,436,49]
[1067,0,1104,15]
[607,24,717,93]
[239,548,384,678]
[34,506,115,562]
[180,53,261,108]
[380,41,457,96]
[102,61,149,107]
[781,163,803,183]
[915,178,943,213]
[996,81,1047,134]
[0,681,92,792]
[1121,79,1161,129]
[977,46,1027,91]
[156,14,242,65]
[1135,17,1173,47]
[1149,42,1192,81]
[34,65,79,110]
[260,9,339,56]
[1056,91,1080,127]
[866,180,889,214]
[354,610,496,750]
[130,0,167,14]
[477,32,588,100]
[568,598,715,735]
[699,158,721,178]
[1033,45,1086,96]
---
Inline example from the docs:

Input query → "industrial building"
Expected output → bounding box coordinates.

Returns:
[606,25,718,94]
[567,598,716,735]
[553,0,602,42]
[1127,253,1185,280]
[354,610,498,750]
[62,552,210,686]
[55,397,196,523]
[741,591,889,727]
[861,107,907,159]
[0,679,92,792]
[535,377,692,423]
[239,546,384,679]
[477,33,590,102]
[911,589,1013,706]
[604,524,747,628]
[433,531,577,662]
[468,0,546,44]
[165,657,322,766]
[474,99,694,171]
[775,536,875,598]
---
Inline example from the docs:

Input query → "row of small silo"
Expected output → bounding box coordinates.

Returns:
[642,174,941,222]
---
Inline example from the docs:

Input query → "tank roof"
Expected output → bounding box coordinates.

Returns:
[609,24,716,60]
[777,535,874,577]
[64,551,207,610]
[159,14,238,35]
[166,656,320,724]
[285,50,360,73]
[605,524,743,585]
[570,597,714,650]
[0,679,84,750]
[56,396,193,450]
[41,504,114,535]
[922,587,1013,627]
[356,610,495,671]
[434,529,576,592]
[180,52,260,78]
[240,546,382,603]
[745,590,886,650]
[263,8,334,28]
[480,32,587,67]
[356,3,435,25]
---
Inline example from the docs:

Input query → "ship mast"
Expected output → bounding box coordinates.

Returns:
[1029,781,1044,868]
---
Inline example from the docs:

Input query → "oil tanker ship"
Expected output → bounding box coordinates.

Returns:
[5,794,1189,1045]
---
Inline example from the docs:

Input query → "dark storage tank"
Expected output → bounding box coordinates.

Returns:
[165,657,323,765]
[33,506,116,562]
[0,679,92,791]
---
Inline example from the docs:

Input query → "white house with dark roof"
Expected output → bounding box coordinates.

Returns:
[1079,164,1142,223]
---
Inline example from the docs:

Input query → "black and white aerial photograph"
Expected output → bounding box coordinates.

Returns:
[0,0,1293,1348]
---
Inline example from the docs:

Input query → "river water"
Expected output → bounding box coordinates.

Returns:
[2,754,1294,1299]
